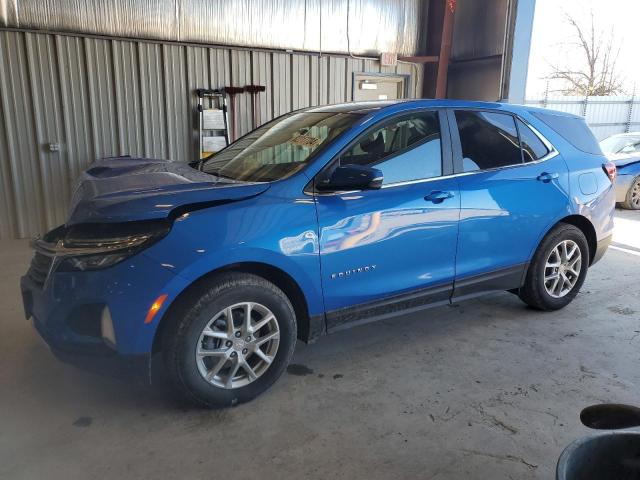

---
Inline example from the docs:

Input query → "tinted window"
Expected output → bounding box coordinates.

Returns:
[339,111,442,184]
[532,111,601,155]
[517,119,549,161]
[455,111,522,172]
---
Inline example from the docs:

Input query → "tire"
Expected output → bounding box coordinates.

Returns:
[518,223,589,311]
[621,176,640,210]
[162,272,297,408]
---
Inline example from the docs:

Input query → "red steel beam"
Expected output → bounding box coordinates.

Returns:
[435,0,456,98]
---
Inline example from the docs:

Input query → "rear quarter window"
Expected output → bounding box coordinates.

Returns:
[531,111,602,155]
[517,119,549,161]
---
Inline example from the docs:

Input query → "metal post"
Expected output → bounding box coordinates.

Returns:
[435,0,456,99]
[505,0,537,104]
[197,92,203,160]
[626,89,635,133]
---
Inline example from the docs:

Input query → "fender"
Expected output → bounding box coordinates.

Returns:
[174,245,322,314]
[134,246,323,353]
[134,191,324,352]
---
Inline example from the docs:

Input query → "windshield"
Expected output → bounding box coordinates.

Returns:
[202,111,364,182]
[599,135,640,155]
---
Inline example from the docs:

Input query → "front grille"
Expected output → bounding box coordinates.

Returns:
[27,252,54,288]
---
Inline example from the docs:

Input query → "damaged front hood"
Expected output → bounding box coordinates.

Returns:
[67,156,269,224]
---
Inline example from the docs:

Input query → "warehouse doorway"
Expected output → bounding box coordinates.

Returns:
[352,73,408,101]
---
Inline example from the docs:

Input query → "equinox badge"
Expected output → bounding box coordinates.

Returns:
[330,265,377,280]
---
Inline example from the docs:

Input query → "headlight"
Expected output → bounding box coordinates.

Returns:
[59,253,132,271]
[54,220,170,271]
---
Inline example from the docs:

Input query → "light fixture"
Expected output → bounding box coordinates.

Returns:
[145,294,168,324]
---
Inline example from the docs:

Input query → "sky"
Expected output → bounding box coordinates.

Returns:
[526,0,640,98]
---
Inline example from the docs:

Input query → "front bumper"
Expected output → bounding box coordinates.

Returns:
[30,309,151,384]
[615,174,637,203]
[20,239,186,382]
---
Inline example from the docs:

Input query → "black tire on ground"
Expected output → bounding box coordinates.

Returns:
[518,223,590,311]
[621,176,640,210]
[162,272,297,408]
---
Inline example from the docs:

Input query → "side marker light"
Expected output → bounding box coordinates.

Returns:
[145,294,168,324]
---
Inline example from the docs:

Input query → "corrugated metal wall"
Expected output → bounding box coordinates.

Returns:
[0,0,423,56]
[447,0,510,101]
[0,29,421,239]
[450,0,509,61]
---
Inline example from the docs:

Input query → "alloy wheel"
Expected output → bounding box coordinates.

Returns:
[195,302,280,389]
[544,239,582,298]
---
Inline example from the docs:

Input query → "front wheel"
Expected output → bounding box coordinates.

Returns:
[518,224,589,311]
[162,273,297,408]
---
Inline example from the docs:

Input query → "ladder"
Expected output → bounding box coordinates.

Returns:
[196,89,230,160]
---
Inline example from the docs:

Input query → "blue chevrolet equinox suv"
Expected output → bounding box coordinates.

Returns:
[21,100,615,407]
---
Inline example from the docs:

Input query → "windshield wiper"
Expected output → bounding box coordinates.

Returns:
[187,158,204,170]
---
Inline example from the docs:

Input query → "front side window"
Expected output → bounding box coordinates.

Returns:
[518,119,549,161]
[455,111,522,172]
[202,112,363,182]
[338,111,442,184]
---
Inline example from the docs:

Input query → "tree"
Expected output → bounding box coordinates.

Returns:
[548,11,624,96]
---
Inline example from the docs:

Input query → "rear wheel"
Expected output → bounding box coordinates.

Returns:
[621,176,640,210]
[162,273,297,408]
[518,224,589,311]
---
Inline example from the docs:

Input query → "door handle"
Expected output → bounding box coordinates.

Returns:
[424,190,454,203]
[537,172,559,182]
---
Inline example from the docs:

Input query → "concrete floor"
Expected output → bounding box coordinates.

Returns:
[1,211,639,480]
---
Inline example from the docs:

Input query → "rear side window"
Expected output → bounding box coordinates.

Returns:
[339,111,442,184]
[455,111,522,172]
[532,111,601,155]
[517,119,549,161]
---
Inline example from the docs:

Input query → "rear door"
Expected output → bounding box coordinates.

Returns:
[448,109,570,299]
[314,109,460,331]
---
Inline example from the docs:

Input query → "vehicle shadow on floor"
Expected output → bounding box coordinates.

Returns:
[18,290,536,413]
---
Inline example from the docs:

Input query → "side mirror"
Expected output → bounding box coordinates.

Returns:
[316,164,383,192]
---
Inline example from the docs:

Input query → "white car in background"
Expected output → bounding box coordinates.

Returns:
[600,133,640,210]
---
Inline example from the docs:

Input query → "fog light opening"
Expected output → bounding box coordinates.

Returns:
[101,307,117,349]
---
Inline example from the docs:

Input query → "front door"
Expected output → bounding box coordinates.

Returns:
[314,110,460,331]
[449,109,570,299]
